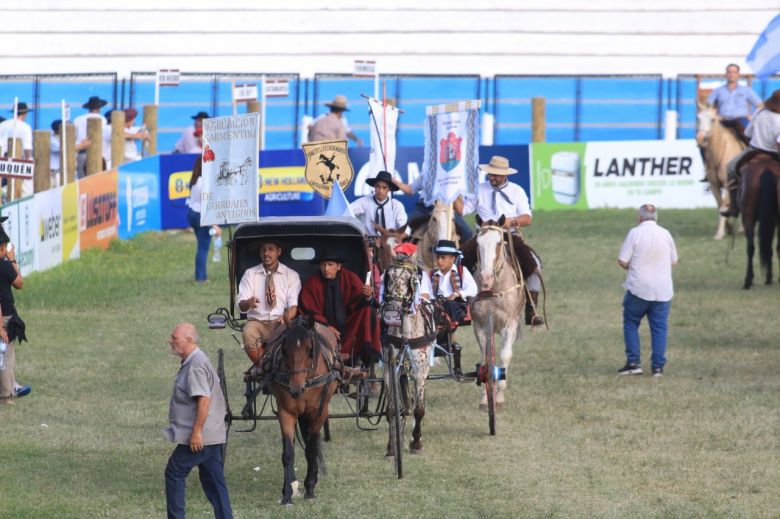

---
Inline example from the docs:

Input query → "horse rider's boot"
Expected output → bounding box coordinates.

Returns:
[525,291,545,327]
[719,184,740,217]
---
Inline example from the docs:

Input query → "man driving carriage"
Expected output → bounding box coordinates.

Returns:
[454,155,545,327]
[237,238,301,364]
[298,248,382,366]
[420,240,478,352]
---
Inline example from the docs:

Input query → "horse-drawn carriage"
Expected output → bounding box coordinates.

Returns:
[208,215,509,502]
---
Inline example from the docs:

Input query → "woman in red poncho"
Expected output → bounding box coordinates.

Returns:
[298,249,381,365]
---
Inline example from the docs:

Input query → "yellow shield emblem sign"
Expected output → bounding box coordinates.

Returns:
[302,140,354,200]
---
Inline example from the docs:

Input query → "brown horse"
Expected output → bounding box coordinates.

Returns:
[737,153,780,289]
[374,223,408,272]
[409,201,456,270]
[264,316,341,505]
[697,104,746,240]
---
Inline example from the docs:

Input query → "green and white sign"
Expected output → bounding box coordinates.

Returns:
[530,140,712,210]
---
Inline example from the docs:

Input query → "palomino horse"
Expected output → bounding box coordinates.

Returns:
[697,104,747,240]
[737,153,780,289]
[264,316,341,505]
[380,253,433,460]
[471,217,524,408]
[409,201,455,270]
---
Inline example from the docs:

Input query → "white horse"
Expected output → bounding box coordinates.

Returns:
[697,104,746,240]
[470,217,524,408]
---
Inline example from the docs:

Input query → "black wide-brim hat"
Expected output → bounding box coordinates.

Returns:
[11,102,31,114]
[82,96,108,110]
[311,247,348,264]
[433,239,460,256]
[192,111,210,120]
[365,171,400,191]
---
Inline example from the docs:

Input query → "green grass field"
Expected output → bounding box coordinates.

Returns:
[0,209,778,518]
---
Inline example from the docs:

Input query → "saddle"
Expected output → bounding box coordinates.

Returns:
[720,118,750,146]
[736,149,780,179]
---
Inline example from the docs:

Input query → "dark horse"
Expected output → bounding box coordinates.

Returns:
[737,153,780,289]
[264,316,341,505]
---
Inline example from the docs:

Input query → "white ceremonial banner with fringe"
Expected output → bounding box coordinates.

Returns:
[421,100,481,205]
[200,112,260,225]
[367,97,398,178]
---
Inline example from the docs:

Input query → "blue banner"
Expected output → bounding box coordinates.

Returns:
[117,157,162,239]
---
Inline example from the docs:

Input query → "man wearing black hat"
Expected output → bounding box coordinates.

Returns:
[74,96,108,176]
[298,248,380,365]
[349,171,407,236]
[0,102,33,160]
[174,111,209,154]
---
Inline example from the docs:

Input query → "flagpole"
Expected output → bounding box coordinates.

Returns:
[382,81,387,171]
[61,100,68,187]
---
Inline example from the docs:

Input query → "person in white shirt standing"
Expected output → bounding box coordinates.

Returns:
[121,108,148,163]
[617,204,679,377]
[349,170,407,236]
[174,111,208,154]
[237,238,301,364]
[0,102,33,160]
[73,96,107,177]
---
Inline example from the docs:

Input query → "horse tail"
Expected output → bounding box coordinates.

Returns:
[758,170,778,271]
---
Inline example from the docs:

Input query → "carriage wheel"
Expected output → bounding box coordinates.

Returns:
[387,349,404,479]
[484,310,497,436]
[217,348,233,462]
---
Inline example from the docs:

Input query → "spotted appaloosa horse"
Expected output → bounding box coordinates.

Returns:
[264,316,341,505]
[380,253,432,457]
[737,153,780,289]
[697,103,746,240]
[471,217,524,408]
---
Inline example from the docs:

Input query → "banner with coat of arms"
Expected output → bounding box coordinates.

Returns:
[302,139,354,199]
[200,112,260,225]
[421,100,480,205]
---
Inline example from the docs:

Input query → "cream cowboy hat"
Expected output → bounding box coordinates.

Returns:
[324,95,349,112]
[480,155,517,176]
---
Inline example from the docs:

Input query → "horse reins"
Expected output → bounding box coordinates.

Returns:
[475,225,525,299]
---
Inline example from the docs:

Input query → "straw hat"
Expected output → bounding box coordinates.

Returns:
[480,156,517,176]
[324,95,349,111]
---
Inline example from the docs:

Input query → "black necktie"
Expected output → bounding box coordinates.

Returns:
[374,197,388,229]
[492,184,512,215]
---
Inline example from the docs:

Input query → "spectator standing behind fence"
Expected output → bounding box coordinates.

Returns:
[708,64,762,144]
[74,96,108,177]
[50,119,91,186]
[0,226,30,406]
[617,204,678,378]
[0,102,33,160]
[186,158,219,283]
[307,95,364,146]
[174,111,208,153]
[164,322,233,519]
[122,108,148,163]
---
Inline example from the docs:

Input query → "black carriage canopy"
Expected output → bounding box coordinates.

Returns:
[230,216,371,318]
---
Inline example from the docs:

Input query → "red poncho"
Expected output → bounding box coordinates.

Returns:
[298,268,381,364]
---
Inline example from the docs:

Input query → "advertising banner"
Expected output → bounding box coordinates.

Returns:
[35,187,63,272]
[530,140,711,210]
[118,159,162,240]
[0,197,36,277]
[421,101,480,205]
[61,182,80,261]
[79,170,119,251]
[201,113,260,225]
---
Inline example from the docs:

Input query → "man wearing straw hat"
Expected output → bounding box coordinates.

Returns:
[0,102,33,160]
[307,95,364,147]
[455,155,545,327]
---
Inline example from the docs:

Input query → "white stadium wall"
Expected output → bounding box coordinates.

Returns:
[10,0,780,78]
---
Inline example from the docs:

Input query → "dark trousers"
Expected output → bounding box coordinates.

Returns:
[187,208,212,281]
[165,444,233,519]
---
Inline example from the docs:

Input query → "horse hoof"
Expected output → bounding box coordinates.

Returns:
[305,491,316,500]
[409,442,422,454]
[279,499,293,506]
[385,449,395,458]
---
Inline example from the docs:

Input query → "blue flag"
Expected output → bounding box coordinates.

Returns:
[747,14,780,79]
[324,181,355,217]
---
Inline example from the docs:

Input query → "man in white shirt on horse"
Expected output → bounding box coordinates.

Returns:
[349,170,408,236]
[455,155,544,327]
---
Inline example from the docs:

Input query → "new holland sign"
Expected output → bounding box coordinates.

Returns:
[0,158,34,179]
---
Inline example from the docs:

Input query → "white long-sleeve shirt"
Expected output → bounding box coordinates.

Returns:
[349,195,407,235]
[461,180,531,231]
[421,265,478,300]
[237,262,301,321]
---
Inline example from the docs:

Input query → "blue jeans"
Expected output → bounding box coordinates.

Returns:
[165,444,233,519]
[187,209,211,281]
[409,201,474,242]
[623,291,671,370]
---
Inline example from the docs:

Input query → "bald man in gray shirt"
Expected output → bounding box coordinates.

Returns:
[164,323,233,519]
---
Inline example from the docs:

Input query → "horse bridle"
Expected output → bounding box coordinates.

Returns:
[477,225,508,282]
